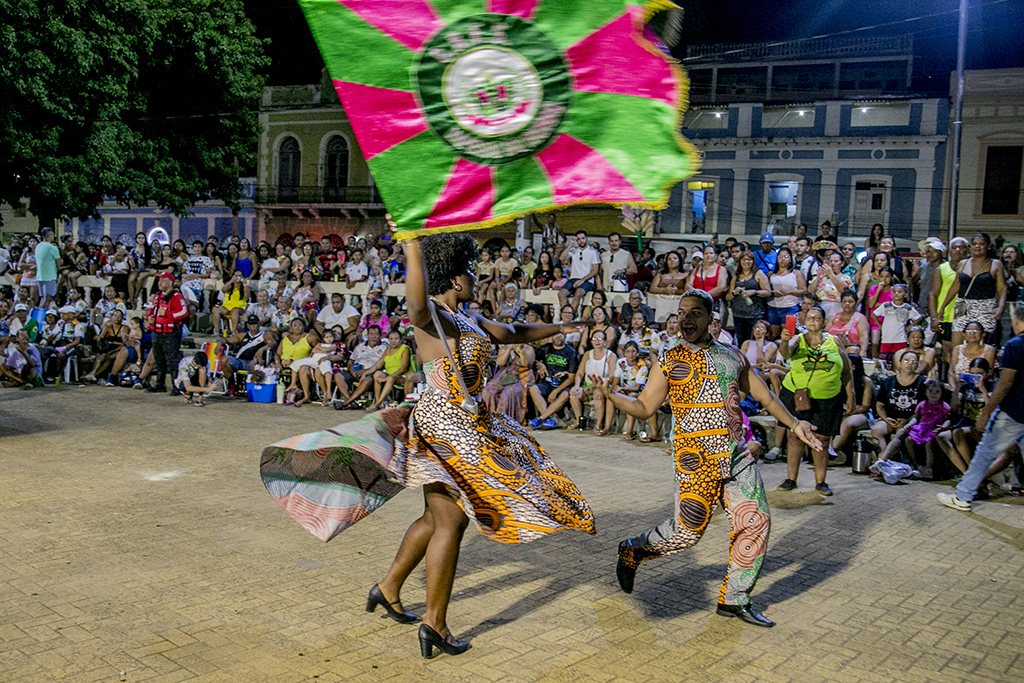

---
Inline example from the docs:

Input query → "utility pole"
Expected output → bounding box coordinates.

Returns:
[947,0,968,246]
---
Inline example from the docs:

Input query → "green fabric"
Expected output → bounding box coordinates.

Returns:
[532,0,626,50]
[367,131,457,228]
[781,333,843,399]
[565,92,695,201]
[430,0,487,25]
[34,241,60,282]
[492,157,554,217]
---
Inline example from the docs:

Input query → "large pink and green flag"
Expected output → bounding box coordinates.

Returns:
[299,0,700,238]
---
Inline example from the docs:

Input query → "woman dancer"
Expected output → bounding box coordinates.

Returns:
[260,232,594,659]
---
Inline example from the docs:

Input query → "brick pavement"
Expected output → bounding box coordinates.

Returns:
[0,387,1021,682]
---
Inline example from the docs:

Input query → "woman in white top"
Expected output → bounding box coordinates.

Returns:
[767,246,806,339]
[569,329,616,436]
[741,320,778,374]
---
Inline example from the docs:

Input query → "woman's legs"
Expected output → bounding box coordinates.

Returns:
[210,306,224,335]
[870,420,893,454]
[810,447,828,485]
[786,436,806,483]
[832,414,869,451]
[420,484,469,636]
[377,505,434,609]
[570,393,584,427]
[297,367,313,404]
[229,308,241,335]
[623,414,635,437]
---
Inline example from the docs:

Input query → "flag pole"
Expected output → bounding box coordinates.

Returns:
[947,0,969,247]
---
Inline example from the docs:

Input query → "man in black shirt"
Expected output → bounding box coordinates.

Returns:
[527,331,579,430]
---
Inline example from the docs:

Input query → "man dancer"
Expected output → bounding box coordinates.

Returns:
[593,290,821,627]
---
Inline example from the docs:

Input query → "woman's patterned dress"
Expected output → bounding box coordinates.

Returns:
[260,303,595,544]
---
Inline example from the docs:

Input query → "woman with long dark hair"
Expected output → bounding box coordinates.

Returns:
[260,232,595,658]
[128,232,154,308]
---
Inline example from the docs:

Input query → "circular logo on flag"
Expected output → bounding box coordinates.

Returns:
[415,14,571,166]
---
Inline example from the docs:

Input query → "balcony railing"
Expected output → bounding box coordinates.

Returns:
[685,35,912,65]
[254,185,383,205]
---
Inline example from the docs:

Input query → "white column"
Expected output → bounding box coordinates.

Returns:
[732,166,751,235]
[103,216,111,237]
[171,216,180,242]
[820,168,839,231]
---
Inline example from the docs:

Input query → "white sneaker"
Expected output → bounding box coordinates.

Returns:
[764,447,782,461]
[937,493,971,511]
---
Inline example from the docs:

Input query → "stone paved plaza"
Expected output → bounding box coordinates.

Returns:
[1,387,1022,682]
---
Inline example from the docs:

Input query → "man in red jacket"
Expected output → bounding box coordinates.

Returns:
[146,272,188,393]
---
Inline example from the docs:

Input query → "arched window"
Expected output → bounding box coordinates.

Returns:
[323,135,349,201]
[278,137,300,201]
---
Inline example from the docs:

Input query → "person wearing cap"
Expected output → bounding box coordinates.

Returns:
[709,310,734,345]
[753,232,777,276]
[8,303,39,343]
[145,272,188,393]
[34,229,63,309]
[39,305,85,382]
[224,315,270,375]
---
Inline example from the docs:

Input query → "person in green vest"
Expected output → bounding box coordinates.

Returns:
[777,305,855,496]
[930,236,967,382]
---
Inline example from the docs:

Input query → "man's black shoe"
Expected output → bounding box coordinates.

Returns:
[616,541,637,594]
[145,384,166,393]
[169,388,181,397]
[716,603,775,628]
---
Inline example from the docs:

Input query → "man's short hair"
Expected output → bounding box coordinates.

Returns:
[796,236,812,247]
[608,232,620,240]
[331,292,342,300]
[575,230,587,237]
[192,240,204,247]
[1015,304,1024,324]
[680,288,713,315]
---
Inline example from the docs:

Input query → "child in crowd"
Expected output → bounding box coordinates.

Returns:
[872,282,925,362]
[551,265,567,291]
[876,379,950,480]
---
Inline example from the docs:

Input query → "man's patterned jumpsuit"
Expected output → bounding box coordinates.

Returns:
[618,339,771,606]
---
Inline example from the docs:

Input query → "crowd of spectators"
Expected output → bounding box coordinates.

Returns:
[1,218,1021,495]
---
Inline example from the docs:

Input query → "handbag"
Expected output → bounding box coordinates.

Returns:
[953,260,987,317]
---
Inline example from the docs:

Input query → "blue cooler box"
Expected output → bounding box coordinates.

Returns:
[246,382,276,403]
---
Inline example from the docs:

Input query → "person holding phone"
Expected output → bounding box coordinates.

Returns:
[777,305,855,496]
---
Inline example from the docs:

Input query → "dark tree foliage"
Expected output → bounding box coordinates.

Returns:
[0,0,268,227]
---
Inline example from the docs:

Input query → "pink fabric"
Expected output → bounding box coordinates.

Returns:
[535,134,644,205]
[566,8,677,107]
[867,285,894,331]
[334,0,442,52]
[425,159,495,228]
[332,80,429,159]
[909,400,950,445]
[488,0,539,18]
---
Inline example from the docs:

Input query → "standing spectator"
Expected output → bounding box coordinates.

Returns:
[913,238,944,344]
[928,239,959,375]
[943,233,1006,346]
[777,305,854,495]
[649,252,687,322]
[766,246,805,339]
[873,283,926,362]
[938,305,1024,511]
[34,230,62,309]
[727,250,770,345]
[865,223,885,259]
[687,245,728,312]
[996,243,1024,346]
[534,212,564,253]
[180,240,215,315]
[602,232,636,293]
[558,230,600,312]
[753,232,777,275]
[344,248,368,288]
[877,236,908,291]
[316,236,342,279]
[127,232,154,309]
[871,349,927,455]
[816,220,834,244]
[619,289,655,329]
[857,251,892,305]
[17,235,39,306]
[315,292,360,338]
[811,251,854,320]
[145,272,188,393]
[840,242,859,280]
[792,236,818,283]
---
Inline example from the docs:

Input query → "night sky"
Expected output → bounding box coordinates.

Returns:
[244,0,1024,93]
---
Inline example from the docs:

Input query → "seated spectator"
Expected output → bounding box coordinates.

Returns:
[325,324,353,403]
[290,270,321,327]
[8,303,38,342]
[871,349,927,454]
[741,320,777,375]
[614,340,658,442]
[482,342,535,424]
[875,379,950,479]
[174,352,212,406]
[357,299,391,343]
[370,330,411,411]
[579,305,616,352]
[105,316,146,387]
[905,326,936,377]
[550,265,567,291]
[270,296,292,334]
[344,248,368,288]
[0,332,41,388]
[379,244,405,283]
[247,288,275,329]
[315,292,360,338]
[948,321,996,412]
[225,315,270,375]
[826,289,869,357]
[709,311,733,345]
[39,306,85,382]
[266,270,294,303]
[82,308,128,383]
[580,290,609,323]
[275,316,316,381]
[495,283,526,324]
[618,311,657,357]
[558,304,582,348]
[211,270,249,335]
[569,329,616,435]
[829,354,875,458]
[528,331,579,430]
[316,236,342,279]
[652,313,683,354]
[531,251,555,291]
[336,325,388,409]
[940,356,992,475]
[180,240,214,312]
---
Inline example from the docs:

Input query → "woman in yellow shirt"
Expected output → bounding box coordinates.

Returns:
[369,331,410,411]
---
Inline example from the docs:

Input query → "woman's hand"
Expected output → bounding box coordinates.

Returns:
[570,386,583,399]
[779,328,793,344]
[792,420,823,452]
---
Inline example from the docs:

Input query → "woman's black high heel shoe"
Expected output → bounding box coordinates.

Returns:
[418,623,469,658]
[366,584,418,624]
